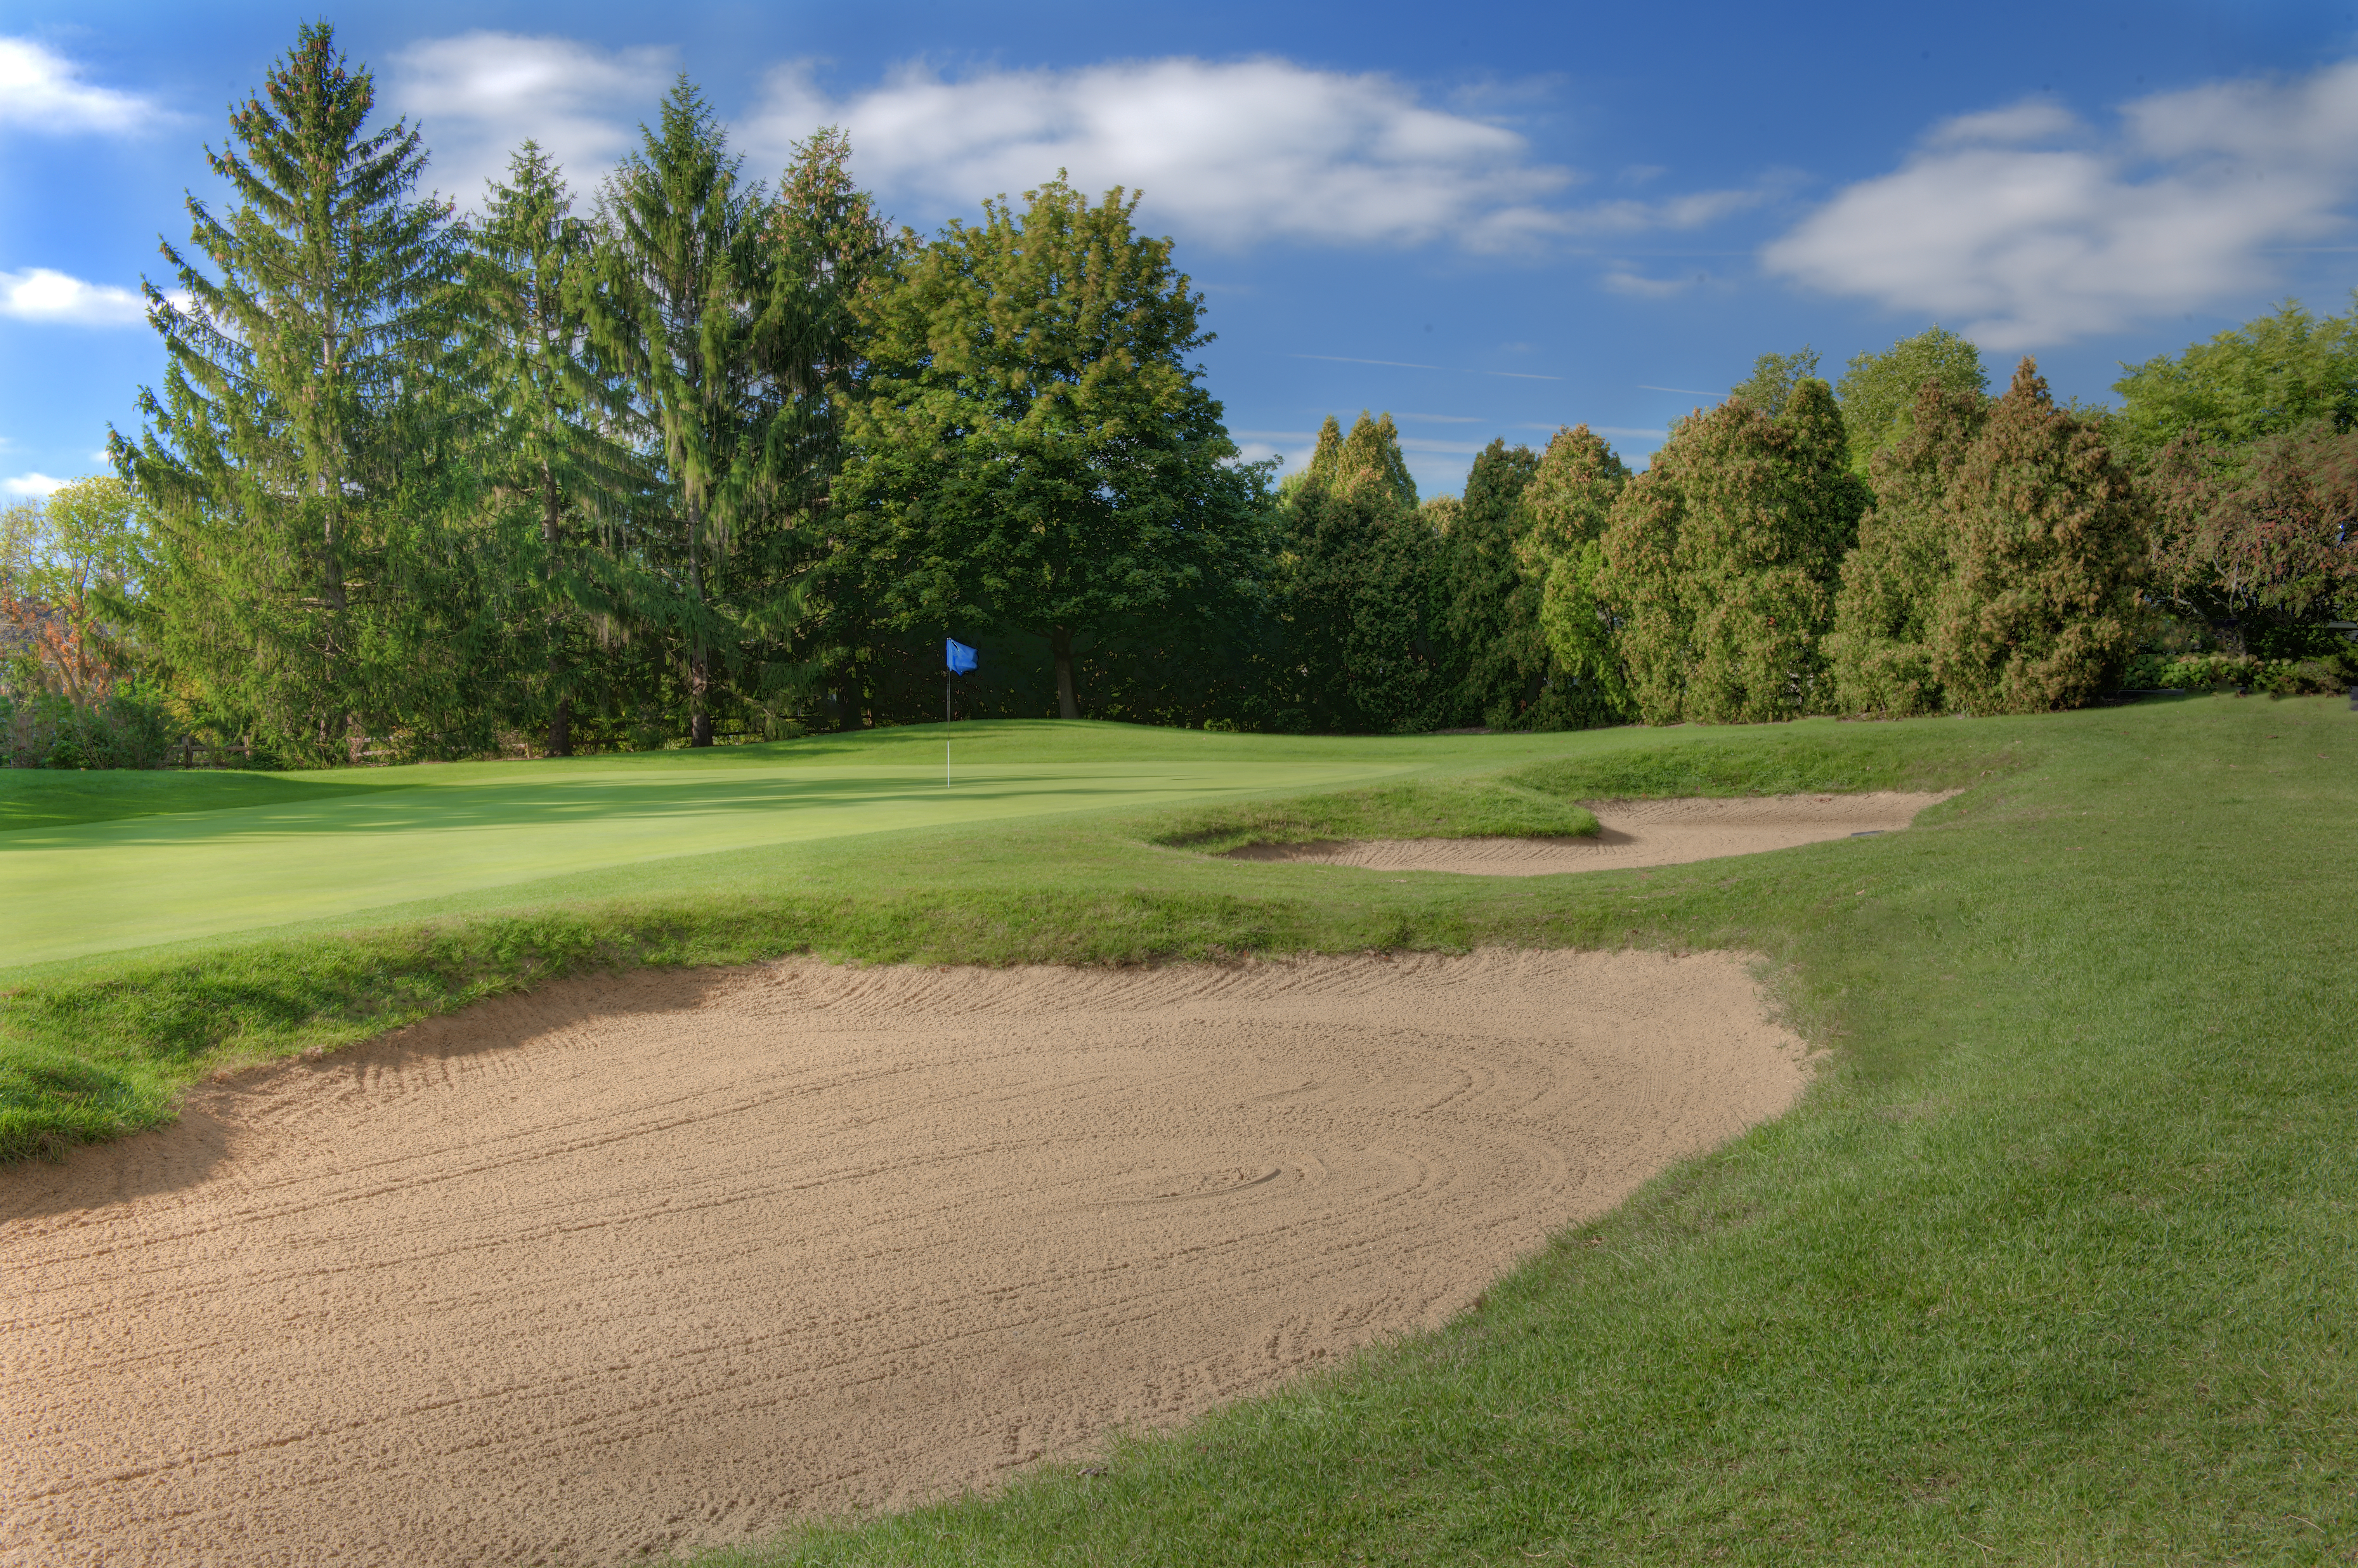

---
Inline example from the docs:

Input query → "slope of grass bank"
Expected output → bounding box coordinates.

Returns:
[7,697,2353,1562]
[684,694,2344,1566]
[1144,770,1600,852]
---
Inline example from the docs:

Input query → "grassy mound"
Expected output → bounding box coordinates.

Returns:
[1143,770,1601,853]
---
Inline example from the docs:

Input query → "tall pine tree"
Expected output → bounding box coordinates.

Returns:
[585,79,820,746]
[118,22,469,764]
[462,140,643,755]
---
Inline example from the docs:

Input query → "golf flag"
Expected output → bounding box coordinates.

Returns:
[943,639,976,790]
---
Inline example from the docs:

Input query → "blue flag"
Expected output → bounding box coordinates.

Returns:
[945,638,978,674]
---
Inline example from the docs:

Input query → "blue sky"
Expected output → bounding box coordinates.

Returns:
[3,0,2355,500]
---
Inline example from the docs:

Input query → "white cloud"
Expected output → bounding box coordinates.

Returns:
[749,56,1756,254]
[0,268,146,326]
[387,32,677,208]
[1925,100,2083,148]
[1603,269,1699,298]
[0,37,163,135]
[1764,63,2358,349]
[2,472,67,498]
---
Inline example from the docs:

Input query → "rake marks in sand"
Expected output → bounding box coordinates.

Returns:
[3,949,1805,1567]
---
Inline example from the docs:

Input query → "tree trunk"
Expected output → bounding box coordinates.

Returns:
[689,650,713,746]
[687,498,713,746]
[1051,626,1078,720]
[541,456,572,757]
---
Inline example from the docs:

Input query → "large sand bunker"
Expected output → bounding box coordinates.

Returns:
[3,949,1806,1568]
[1225,791,1954,875]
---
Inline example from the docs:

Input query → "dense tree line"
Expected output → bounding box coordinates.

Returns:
[4,23,2353,768]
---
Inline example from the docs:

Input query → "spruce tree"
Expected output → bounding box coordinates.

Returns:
[1600,380,1866,723]
[463,141,641,755]
[584,78,817,746]
[1928,360,2145,713]
[118,22,466,764]
[772,128,904,729]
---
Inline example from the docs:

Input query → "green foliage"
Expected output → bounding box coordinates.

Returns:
[1601,380,1867,723]
[1826,380,1988,715]
[2123,650,2351,694]
[1927,360,2146,714]
[1440,439,1543,728]
[2111,296,2358,463]
[584,78,827,747]
[1729,345,1821,416]
[1833,324,1987,475]
[459,139,643,757]
[1304,410,1419,506]
[1524,425,1637,727]
[120,22,480,767]
[837,175,1266,720]
[0,689,177,770]
[0,475,151,702]
[2143,416,2358,656]
[1275,414,1454,732]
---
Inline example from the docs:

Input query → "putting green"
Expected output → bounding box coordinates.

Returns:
[3,745,1410,968]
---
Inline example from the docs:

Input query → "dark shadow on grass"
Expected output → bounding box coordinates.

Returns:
[0,964,740,1220]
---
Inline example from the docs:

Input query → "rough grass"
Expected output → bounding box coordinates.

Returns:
[1142,770,1601,853]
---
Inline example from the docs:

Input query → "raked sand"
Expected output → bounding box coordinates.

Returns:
[3,948,1806,1567]
[1223,791,1956,875]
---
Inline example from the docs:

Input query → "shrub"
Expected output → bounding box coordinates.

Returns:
[2,689,179,769]
[2122,651,2350,695]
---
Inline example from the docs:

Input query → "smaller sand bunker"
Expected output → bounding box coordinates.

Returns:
[1224,791,1955,876]
[2,950,1805,1568]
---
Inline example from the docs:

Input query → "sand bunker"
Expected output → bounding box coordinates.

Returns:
[1225,791,1955,876]
[3,949,1805,1568]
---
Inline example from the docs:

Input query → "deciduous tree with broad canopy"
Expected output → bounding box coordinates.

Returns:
[836,175,1263,720]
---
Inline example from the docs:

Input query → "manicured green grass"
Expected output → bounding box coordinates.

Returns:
[0,766,405,832]
[0,723,1462,968]
[7,697,2354,1562]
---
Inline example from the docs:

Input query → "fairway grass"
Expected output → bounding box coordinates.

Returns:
[7,698,2355,1563]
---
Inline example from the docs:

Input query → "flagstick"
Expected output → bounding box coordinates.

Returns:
[945,666,952,789]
